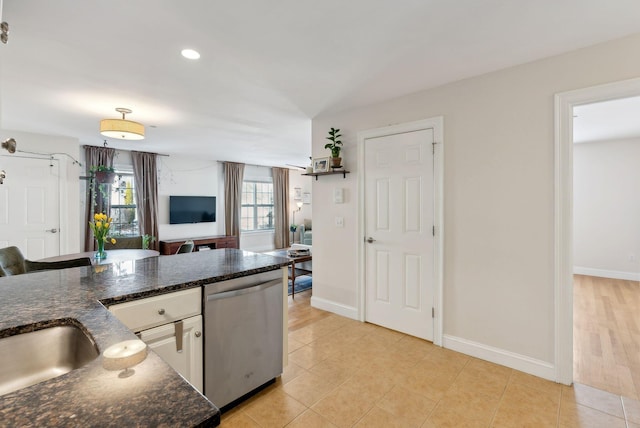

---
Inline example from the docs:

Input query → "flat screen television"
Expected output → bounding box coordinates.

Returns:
[170,196,216,224]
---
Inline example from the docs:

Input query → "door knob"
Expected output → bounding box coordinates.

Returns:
[365,237,376,243]
[45,228,58,233]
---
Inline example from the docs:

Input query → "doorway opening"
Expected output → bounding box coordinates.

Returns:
[572,96,640,398]
[555,77,640,386]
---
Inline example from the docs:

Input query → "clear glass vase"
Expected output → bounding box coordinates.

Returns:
[95,239,107,259]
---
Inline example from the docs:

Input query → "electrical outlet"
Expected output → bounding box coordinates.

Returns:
[629,254,636,263]
[335,217,344,228]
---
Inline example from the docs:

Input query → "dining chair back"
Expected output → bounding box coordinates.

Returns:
[24,257,92,273]
[0,246,26,277]
[176,240,195,254]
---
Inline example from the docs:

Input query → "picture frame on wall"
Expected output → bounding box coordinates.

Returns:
[313,157,330,173]
[294,187,302,200]
[303,192,311,204]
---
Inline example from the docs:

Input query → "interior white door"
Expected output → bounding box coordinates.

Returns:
[364,129,434,340]
[0,156,60,259]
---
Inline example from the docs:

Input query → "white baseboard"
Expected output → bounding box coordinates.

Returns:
[442,334,556,382]
[310,296,358,320]
[574,266,640,281]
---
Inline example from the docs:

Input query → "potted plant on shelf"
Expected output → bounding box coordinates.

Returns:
[324,127,343,168]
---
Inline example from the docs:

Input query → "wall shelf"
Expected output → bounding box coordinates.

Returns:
[302,170,350,180]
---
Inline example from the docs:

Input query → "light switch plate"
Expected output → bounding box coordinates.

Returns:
[333,188,344,203]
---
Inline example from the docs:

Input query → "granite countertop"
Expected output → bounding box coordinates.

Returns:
[0,249,290,427]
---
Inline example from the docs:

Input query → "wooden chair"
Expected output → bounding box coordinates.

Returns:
[0,246,26,276]
[24,257,92,273]
[176,240,195,254]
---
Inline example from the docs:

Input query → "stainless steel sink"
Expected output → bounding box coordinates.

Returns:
[0,324,99,396]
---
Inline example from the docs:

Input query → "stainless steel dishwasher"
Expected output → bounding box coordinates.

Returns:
[203,269,283,409]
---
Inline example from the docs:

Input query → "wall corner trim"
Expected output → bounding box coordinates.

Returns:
[442,334,558,383]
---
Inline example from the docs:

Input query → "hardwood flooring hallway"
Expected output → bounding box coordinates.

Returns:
[574,274,640,399]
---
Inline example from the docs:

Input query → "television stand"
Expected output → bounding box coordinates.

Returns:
[159,235,238,255]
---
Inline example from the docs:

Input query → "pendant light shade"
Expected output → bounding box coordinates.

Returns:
[100,108,145,140]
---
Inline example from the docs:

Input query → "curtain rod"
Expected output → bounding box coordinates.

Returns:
[82,144,170,157]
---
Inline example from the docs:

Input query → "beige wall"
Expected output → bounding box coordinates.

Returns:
[157,155,222,241]
[311,32,640,367]
[574,138,640,278]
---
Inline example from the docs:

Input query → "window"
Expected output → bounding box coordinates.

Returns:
[108,172,139,237]
[241,181,274,231]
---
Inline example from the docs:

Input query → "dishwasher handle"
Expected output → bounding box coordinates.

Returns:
[205,278,282,302]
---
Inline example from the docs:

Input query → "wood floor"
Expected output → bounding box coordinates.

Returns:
[574,274,640,399]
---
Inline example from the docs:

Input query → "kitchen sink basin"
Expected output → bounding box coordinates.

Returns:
[0,324,99,396]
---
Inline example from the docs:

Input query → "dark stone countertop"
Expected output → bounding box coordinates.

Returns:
[0,249,290,427]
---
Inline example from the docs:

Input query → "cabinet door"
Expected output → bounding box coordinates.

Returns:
[139,315,203,393]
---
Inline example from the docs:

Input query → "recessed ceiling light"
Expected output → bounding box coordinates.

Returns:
[181,49,200,60]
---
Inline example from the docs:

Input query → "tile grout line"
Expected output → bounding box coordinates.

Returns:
[487,368,514,428]
[621,395,629,428]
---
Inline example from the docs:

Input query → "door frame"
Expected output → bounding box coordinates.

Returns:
[357,117,444,346]
[555,77,640,384]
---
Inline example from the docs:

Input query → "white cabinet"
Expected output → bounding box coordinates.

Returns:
[108,288,200,332]
[109,288,203,392]
[139,314,203,392]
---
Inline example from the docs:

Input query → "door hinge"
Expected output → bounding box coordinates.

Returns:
[432,307,435,318]
[432,225,435,236]
[432,142,436,154]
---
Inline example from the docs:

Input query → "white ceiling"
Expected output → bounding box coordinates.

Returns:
[2,1,640,166]
[574,96,640,143]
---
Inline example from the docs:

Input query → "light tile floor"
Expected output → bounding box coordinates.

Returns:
[220,292,640,428]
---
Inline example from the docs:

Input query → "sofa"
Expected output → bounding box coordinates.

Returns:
[298,219,312,245]
[104,236,143,250]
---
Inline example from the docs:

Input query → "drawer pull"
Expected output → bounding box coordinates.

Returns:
[175,320,183,353]
[158,308,166,315]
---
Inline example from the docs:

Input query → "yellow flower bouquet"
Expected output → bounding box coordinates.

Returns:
[89,213,116,259]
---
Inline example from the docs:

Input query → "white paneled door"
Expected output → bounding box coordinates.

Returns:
[0,157,60,259]
[364,129,434,340]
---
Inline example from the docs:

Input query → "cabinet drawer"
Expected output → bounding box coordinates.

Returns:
[109,288,201,332]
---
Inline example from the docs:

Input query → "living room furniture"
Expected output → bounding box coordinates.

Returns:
[263,248,312,299]
[299,219,312,246]
[105,236,143,250]
[159,235,238,255]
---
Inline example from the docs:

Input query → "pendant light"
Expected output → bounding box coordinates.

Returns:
[100,108,145,140]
